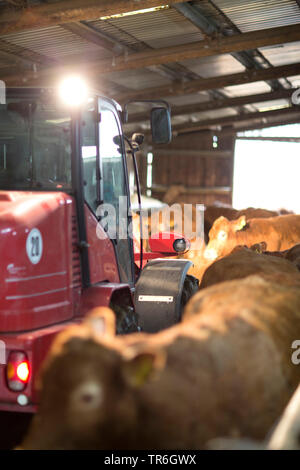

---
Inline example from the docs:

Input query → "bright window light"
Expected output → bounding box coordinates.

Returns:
[82,146,97,159]
[147,152,153,192]
[238,123,300,138]
[129,171,135,194]
[146,152,153,197]
[233,136,300,213]
[147,152,153,165]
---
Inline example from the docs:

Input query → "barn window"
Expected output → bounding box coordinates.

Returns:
[233,124,300,213]
[146,152,153,197]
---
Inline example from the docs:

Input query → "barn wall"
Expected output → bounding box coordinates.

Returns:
[144,131,235,206]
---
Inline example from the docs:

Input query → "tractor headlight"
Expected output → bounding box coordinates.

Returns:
[173,238,187,253]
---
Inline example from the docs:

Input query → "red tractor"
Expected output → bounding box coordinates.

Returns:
[0,79,198,414]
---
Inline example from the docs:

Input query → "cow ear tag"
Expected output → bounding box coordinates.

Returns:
[235,215,247,232]
[123,350,166,387]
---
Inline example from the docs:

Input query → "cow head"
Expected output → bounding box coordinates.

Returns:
[204,215,247,260]
[22,309,165,449]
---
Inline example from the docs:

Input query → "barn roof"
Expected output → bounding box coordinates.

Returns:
[0,0,299,135]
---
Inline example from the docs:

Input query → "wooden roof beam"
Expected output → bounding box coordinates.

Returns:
[3,59,300,97]
[61,22,201,87]
[171,106,300,135]
[128,89,296,122]
[61,22,120,53]
[165,116,300,138]
[0,1,184,35]
[2,26,300,90]
[173,1,285,92]
[219,116,300,136]
[117,62,300,102]
[81,23,300,74]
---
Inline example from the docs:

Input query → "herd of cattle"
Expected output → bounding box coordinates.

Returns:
[18,203,300,449]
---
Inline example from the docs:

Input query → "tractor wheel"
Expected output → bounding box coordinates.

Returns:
[110,302,140,335]
[180,274,199,313]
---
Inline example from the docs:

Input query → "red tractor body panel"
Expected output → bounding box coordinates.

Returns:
[0,190,125,412]
[0,191,75,331]
[0,283,130,412]
[85,208,120,285]
[0,321,77,412]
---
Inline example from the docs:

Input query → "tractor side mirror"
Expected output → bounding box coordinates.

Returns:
[151,107,172,144]
[149,232,190,254]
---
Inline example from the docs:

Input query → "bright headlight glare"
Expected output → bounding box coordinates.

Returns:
[58,76,88,106]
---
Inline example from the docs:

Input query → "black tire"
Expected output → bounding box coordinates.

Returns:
[110,302,140,335]
[180,274,199,312]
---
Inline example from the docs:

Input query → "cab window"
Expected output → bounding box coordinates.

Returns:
[81,107,98,213]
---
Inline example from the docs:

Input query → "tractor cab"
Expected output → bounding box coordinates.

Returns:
[0,86,135,286]
[0,80,197,412]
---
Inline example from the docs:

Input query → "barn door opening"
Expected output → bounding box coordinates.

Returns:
[232,124,300,214]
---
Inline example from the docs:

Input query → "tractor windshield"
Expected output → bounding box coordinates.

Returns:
[0,89,72,190]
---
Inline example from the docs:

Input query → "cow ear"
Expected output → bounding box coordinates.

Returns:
[86,307,116,338]
[216,216,228,223]
[234,215,246,232]
[122,349,166,387]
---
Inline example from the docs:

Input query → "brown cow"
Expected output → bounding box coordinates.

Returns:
[208,383,300,450]
[200,246,300,289]
[178,241,211,282]
[21,275,300,449]
[204,206,278,241]
[183,274,300,389]
[248,243,300,274]
[204,214,300,261]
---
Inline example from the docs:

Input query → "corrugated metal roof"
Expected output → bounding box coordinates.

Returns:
[289,74,300,87]
[86,19,141,50]
[0,51,19,69]
[105,68,171,91]
[0,0,298,132]
[168,92,210,106]
[192,1,232,31]
[166,107,238,126]
[180,54,245,78]
[88,8,204,50]
[223,81,272,97]
[259,41,300,67]
[213,0,300,32]
[192,107,238,119]
[252,98,291,111]
[0,25,111,61]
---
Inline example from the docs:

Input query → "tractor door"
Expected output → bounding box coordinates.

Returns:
[98,98,135,286]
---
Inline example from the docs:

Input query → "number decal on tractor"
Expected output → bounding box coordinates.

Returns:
[26,228,43,264]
